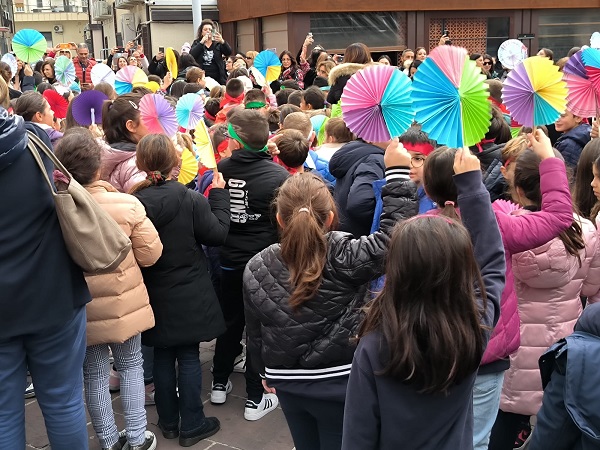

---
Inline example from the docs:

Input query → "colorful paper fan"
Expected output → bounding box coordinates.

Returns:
[42,90,68,119]
[411,45,491,148]
[71,90,108,126]
[176,93,204,129]
[194,120,217,170]
[563,51,600,117]
[12,29,46,63]
[581,47,600,96]
[165,47,178,77]
[502,56,567,128]
[115,66,148,95]
[91,63,115,87]
[54,55,76,86]
[139,94,178,137]
[145,81,161,93]
[249,66,266,87]
[1,53,18,78]
[498,39,528,70]
[341,65,414,142]
[591,32,600,50]
[253,50,282,83]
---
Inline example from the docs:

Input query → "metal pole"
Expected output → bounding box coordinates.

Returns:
[192,0,202,38]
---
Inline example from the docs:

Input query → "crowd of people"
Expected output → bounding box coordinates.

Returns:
[2,17,600,450]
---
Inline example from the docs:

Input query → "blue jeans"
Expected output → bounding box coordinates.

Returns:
[0,306,88,450]
[473,371,506,450]
[154,344,206,434]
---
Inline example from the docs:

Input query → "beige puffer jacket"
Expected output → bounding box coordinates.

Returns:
[84,181,163,346]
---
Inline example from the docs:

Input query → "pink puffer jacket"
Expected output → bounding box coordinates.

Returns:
[482,158,574,365]
[99,139,146,193]
[500,214,600,415]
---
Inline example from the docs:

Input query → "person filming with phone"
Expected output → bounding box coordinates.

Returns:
[190,19,232,85]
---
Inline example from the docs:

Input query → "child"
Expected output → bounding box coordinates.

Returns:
[132,134,230,447]
[215,78,244,124]
[315,117,354,162]
[275,129,310,174]
[555,110,592,169]
[342,147,506,450]
[300,85,325,111]
[423,133,575,450]
[210,109,289,420]
[243,88,270,117]
[244,141,419,450]
[56,129,162,450]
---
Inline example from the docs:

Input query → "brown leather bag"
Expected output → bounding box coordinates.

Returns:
[27,131,132,274]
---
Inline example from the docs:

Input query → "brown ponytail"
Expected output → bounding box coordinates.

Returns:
[423,146,461,221]
[130,134,179,193]
[276,173,338,309]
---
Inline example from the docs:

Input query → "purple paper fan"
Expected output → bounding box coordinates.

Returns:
[71,90,109,126]
[564,51,587,79]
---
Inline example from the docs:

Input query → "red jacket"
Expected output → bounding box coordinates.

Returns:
[72,57,97,86]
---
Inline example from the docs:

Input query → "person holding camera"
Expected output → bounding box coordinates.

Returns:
[190,19,232,85]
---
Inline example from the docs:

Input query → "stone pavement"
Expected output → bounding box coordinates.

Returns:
[25,342,294,450]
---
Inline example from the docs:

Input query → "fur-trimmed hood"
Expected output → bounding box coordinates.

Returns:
[328,63,365,86]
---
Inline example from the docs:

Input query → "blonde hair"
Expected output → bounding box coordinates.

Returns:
[501,136,528,166]
[0,76,9,109]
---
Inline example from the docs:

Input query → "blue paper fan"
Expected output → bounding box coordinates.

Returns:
[253,50,282,82]
[380,70,414,138]
[411,59,462,147]
[176,93,204,129]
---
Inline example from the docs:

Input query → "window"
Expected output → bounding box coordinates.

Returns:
[310,12,402,51]
[429,17,510,57]
[538,9,600,59]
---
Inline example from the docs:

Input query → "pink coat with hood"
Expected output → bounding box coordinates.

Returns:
[482,158,574,366]
[500,213,600,415]
[99,139,146,193]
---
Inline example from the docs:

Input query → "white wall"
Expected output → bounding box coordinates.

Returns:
[14,13,89,47]
[148,22,194,57]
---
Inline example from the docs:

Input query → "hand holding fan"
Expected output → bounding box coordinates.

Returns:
[411,45,491,148]
[253,50,282,83]
[139,94,178,137]
[502,56,567,127]
[341,65,414,142]
[12,29,46,63]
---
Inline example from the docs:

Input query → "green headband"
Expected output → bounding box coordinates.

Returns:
[245,101,267,109]
[227,122,268,153]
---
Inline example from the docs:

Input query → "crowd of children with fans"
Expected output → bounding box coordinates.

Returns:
[2,18,600,450]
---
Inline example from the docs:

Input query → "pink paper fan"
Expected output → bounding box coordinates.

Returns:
[428,45,468,88]
[563,73,600,118]
[139,94,178,137]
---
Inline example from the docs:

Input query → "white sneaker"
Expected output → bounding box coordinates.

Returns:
[233,353,246,373]
[244,393,278,421]
[210,380,233,404]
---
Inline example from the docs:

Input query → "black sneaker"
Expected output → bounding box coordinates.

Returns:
[179,417,220,447]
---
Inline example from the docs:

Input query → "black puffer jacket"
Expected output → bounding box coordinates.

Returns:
[243,174,418,382]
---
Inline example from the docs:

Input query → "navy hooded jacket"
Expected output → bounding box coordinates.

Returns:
[329,140,385,238]
[555,123,591,169]
[530,303,600,450]
[0,108,90,340]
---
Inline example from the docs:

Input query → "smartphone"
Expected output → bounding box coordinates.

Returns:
[443,29,449,37]
[117,46,125,53]
[158,46,164,53]
[307,32,313,38]
[58,43,71,50]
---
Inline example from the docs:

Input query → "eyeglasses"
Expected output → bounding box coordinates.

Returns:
[410,155,426,168]
[245,56,253,60]
[483,61,492,66]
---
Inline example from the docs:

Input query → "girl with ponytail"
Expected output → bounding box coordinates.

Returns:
[132,134,231,446]
[424,131,576,450]
[243,140,419,450]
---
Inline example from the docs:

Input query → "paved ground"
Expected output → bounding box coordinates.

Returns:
[25,342,294,450]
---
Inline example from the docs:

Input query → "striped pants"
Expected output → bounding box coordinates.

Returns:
[83,334,146,448]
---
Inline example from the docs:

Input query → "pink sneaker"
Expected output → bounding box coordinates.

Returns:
[145,383,155,406]
[109,368,120,393]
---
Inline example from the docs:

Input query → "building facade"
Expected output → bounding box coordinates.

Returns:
[216,1,600,63]
[0,0,15,54]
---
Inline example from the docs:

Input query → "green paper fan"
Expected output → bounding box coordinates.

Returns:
[459,59,491,147]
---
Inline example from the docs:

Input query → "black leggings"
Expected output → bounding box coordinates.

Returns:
[488,409,530,450]
[277,390,345,450]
